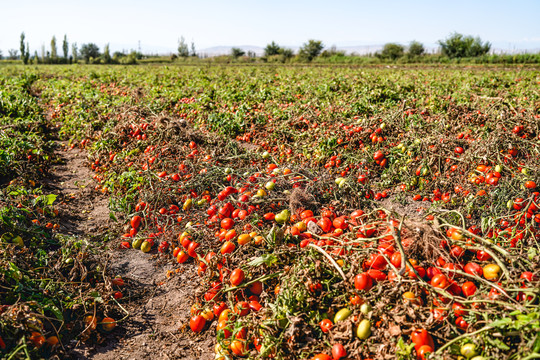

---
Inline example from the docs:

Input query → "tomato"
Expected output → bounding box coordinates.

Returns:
[213,302,228,317]
[177,250,189,263]
[390,252,402,268]
[476,250,492,261]
[367,269,387,281]
[317,217,332,233]
[416,345,433,360]
[464,262,483,277]
[131,215,142,229]
[354,273,373,291]
[411,329,435,352]
[230,339,247,356]
[461,281,477,297]
[431,274,449,289]
[365,253,387,270]
[450,245,465,258]
[221,217,234,230]
[525,181,537,189]
[332,343,347,360]
[334,308,352,323]
[189,315,206,333]
[460,343,478,358]
[320,319,333,333]
[312,354,332,360]
[29,332,45,348]
[332,216,348,230]
[520,271,538,282]
[483,264,501,281]
[187,241,200,257]
[221,241,236,254]
[234,301,250,316]
[230,268,245,286]
[216,320,232,338]
[455,316,469,331]
[452,302,467,317]
[356,319,371,339]
[249,280,263,295]
[249,300,263,312]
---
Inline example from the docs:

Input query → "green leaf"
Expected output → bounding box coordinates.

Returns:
[248,254,278,267]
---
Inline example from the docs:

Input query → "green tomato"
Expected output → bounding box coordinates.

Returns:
[356,319,371,339]
[360,303,372,315]
[275,210,291,224]
[460,343,478,358]
[265,181,276,190]
[141,240,152,253]
[132,238,143,249]
[262,151,270,159]
[334,308,352,323]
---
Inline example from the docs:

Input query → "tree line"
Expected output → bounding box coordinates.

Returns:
[2,32,538,65]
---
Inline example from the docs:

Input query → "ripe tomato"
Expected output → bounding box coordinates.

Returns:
[416,345,433,360]
[312,354,332,360]
[221,240,236,254]
[234,301,250,316]
[317,217,332,233]
[354,273,373,291]
[331,343,347,359]
[249,280,263,295]
[230,268,245,286]
[430,274,449,289]
[189,315,206,333]
[452,302,467,317]
[221,217,234,230]
[319,318,333,333]
[410,329,435,352]
[131,215,142,229]
[213,302,228,317]
[464,262,483,277]
[177,250,189,263]
[461,281,477,297]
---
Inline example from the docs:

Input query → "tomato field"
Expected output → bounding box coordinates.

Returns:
[1,64,539,360]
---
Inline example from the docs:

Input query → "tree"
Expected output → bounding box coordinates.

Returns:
[80,43,100,63]
[71,43,78,63]
[264,41,281,57]
[321,45,345,58]
[408,41,425,56]
[299,40,324,61]
[62,35,69,60]
[190,42,197,57]
[102,44,112,64]
[231,48,245,58]
[0,49,3,60]
[178,36,189,57]
[20,32,26,65]
[438,33,491,58]
[8,49,19,60]
[380,43,404,60]
[50,36,57,61]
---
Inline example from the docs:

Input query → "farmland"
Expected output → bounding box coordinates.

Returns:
[0,64,539,360]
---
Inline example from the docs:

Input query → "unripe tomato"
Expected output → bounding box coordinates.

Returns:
[334,308,352,323]
[356,319,371,339]
[460,343,478,358]
[483,264,501,281]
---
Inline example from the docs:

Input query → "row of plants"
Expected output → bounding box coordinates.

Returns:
[1,64,538,359]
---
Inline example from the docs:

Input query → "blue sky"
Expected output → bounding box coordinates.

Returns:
[1,0,539,55]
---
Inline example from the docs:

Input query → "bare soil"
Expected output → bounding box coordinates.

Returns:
[44,143,213,360]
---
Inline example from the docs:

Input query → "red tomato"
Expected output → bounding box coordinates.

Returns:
[189,315,206,333]
[221,217,234,230]
[319,319,333,333]
[312,354,332,360]
[332,343,347,360]
[461,281,477,297]
[131,215,142,229]
[464,262,483,277]
[354,273,373,291]
[410,329,435,352]
[431,274,449,289]
[367,269,387,282]
[230,268,245,286]
[317,217,332,233]
[234,301,250,316]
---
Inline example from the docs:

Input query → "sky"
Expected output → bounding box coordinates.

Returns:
[1,0,539,55]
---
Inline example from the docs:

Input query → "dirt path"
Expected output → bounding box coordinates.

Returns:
[43,143,213,360]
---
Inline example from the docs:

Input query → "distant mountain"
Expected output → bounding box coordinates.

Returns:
[198,45,265,57]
